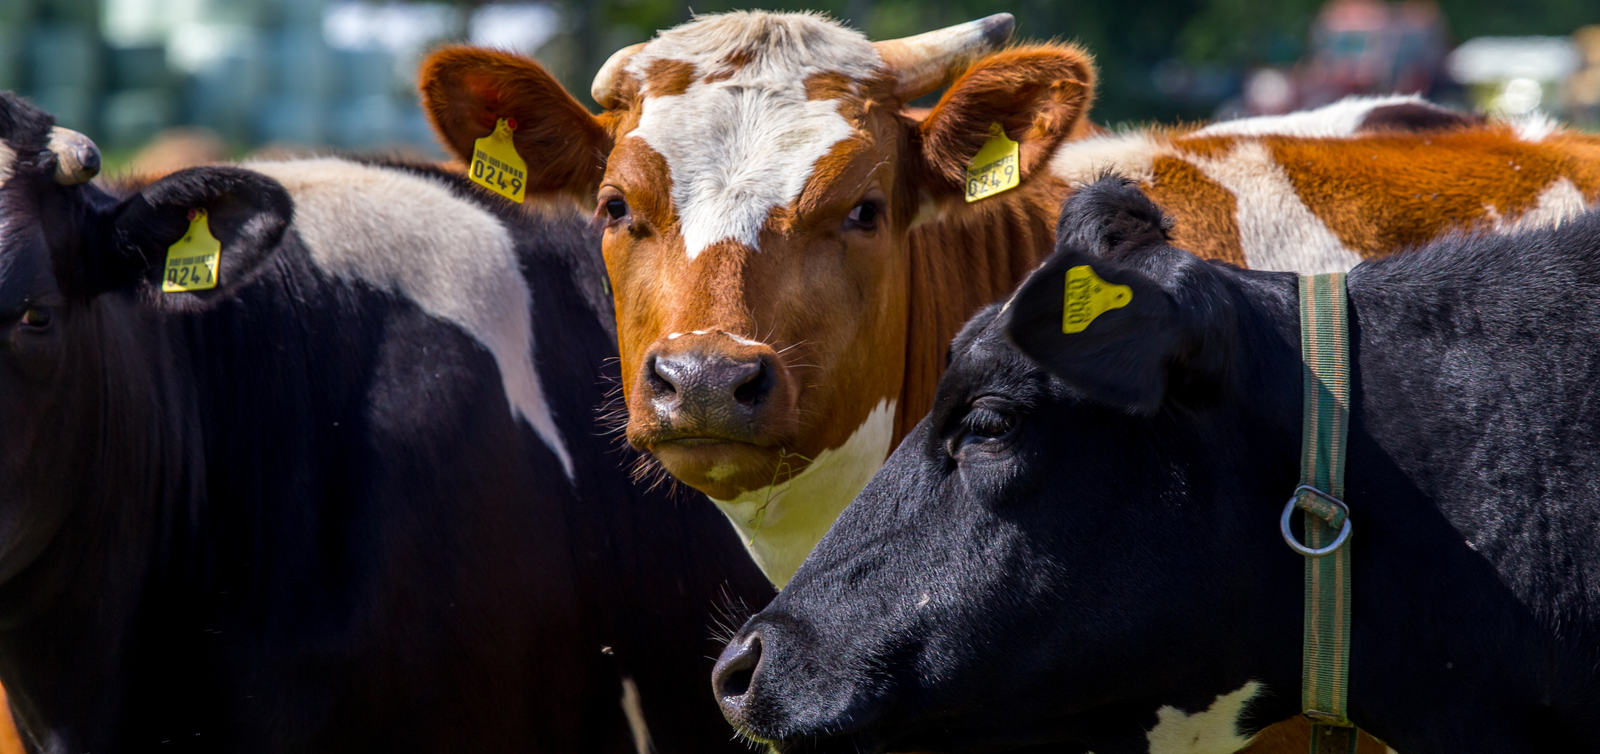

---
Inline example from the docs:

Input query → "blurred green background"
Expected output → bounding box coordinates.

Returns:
[2,0,1596,170]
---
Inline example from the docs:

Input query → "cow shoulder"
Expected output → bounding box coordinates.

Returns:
[243,157,574,476]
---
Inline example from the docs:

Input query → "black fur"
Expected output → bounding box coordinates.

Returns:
[718,177,1600,754]
[0,92,773,753]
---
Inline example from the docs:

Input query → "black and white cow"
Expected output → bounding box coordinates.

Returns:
[0,92,772,752]
[710,177,1600,754]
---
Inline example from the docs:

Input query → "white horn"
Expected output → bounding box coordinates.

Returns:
[874,13,1015,101]
[47,126,101,185]
[591,42,648,109]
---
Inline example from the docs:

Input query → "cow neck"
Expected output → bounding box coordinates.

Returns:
[0,294,201,748]
[900,178,1064,442]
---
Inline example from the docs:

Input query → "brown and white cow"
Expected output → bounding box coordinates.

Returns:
[423,11,1088,586]
[420,13,1600,594]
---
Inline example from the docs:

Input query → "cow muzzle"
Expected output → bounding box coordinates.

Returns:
[628,331,800,498]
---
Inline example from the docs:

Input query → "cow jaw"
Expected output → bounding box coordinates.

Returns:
[709,398,896,587]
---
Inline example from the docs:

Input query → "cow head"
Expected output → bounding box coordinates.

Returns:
[708,179,1313,752]
[0,92,290,583]
[420,13,1094,571]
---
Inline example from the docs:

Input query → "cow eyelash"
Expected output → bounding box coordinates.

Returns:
[844,201,881,232]
[946,397,1019,456]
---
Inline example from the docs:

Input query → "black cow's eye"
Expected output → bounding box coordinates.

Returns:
[845,201,879,231]
[19,307,51,329]
[949,399,1018,456]
[605,197,629,222]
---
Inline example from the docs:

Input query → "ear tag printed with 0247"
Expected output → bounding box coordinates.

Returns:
[1062,265,1131,333]
[162,209,221,293]
[470,118,528,203]
[964,122,1020,203]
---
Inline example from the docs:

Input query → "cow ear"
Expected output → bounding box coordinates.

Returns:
[420,46,614,202]
[93,166,292,309]
[917,45,1096,193]
[1002,248,1187,414]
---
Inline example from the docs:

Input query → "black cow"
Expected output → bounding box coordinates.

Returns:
[710,177,1600,754]
[0,92,772,752]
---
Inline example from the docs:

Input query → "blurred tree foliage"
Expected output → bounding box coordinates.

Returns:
[454,0,1597,125]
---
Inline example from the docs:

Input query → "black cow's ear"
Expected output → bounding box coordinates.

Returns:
[1002,248,1186,413]
[92,167,292,308]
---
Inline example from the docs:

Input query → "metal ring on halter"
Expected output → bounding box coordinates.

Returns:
[1280,486,1352,557]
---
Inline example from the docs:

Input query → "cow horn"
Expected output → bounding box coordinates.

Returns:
[47,126,101,185]
[591,42,648,109]
[874,13,1015,101]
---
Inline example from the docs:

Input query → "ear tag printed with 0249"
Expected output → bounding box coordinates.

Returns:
[162,209,222,293]
[965,122,1020,203]
[470,118,528,203]
[1062,265,1132,333]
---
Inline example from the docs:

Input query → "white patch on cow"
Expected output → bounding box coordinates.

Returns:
[710,398,896,587]
[245,158,575,478]
[1194,95,1425,139]
[1146,681,1263,754]
[1049,129,1168,186]
[1509,111,1559,143]
[666,331,683,339]
[0,142,15,185]
[620,676,655,754]
[724,331,763,347]
[623,12,882,259]
[1494,177,1590,232]
[1187,141,1362,273]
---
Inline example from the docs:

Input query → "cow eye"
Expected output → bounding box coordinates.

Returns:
[604,197,629,222]
[19,307,51,329]
[948,398,1018,455]
[845,201,880,231]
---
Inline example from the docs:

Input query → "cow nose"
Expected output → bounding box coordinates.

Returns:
[713,631,764,718]
[649,351,774,407]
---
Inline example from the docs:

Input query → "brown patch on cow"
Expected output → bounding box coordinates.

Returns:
[805,71,854,101]
[1144,157,1246,267]
[1544,131,1600,202]
[419,45,620,200]
[1269,130,1573,256]
[603,137,676,233]
[1168,134,1236,160]
[1238,718,1390,754]
[920,44,1097,193]
[643,58,696,97]
[1356,102,1483,134]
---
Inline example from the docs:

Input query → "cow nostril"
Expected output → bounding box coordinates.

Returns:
[714,633,763,701]
[647,354,678,396]
[732,358,772,407]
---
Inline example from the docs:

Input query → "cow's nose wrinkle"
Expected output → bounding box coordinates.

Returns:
[732,357,772,407]
[713,632,763,703]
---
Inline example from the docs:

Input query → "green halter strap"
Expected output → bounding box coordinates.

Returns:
[1287,273,1358,754]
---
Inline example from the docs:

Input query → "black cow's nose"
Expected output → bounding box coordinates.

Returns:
[649,351,773,407]
[713,631,764,717]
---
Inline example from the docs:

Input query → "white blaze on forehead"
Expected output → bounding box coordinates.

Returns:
[1146,681,1264,754]
[245,158,575,479]
[623,12,883,259]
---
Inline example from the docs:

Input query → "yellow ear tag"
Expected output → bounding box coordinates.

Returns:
[470,117,528,203]
[964,122,1020,203]
[1062,265,1132,333]
[162,209,222,293]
